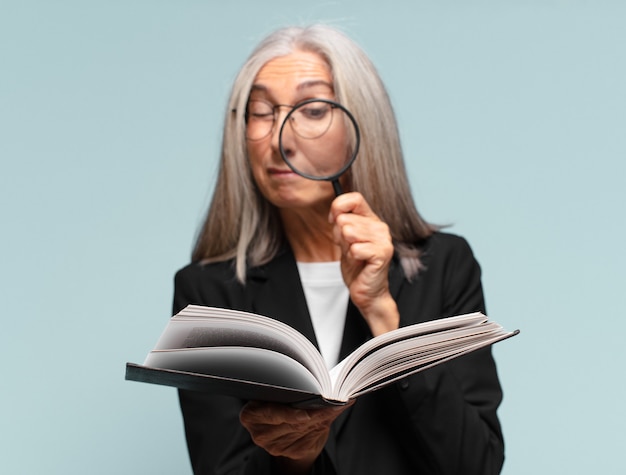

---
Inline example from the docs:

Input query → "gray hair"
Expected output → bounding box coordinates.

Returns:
[193,25,436,282]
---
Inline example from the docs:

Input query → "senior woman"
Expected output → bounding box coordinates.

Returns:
[173,25,505,474]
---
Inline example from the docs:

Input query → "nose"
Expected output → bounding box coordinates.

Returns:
[270,107,295,158]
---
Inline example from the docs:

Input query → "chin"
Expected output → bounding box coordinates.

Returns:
[267,185,335,210]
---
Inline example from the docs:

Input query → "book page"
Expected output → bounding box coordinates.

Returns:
[150,306,332,394]
[145,346,323,395]
[336,324,500,398]
[329,312,487,389]
[345,331,517,400]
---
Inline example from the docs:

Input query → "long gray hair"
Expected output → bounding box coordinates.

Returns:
[193,25,436,282]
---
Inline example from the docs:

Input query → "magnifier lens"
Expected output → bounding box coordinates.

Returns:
[279,99,359,186]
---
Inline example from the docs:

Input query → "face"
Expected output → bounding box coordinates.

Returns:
[246,50,347,211]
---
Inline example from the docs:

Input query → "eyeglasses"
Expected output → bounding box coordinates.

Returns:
[244,99,338,141]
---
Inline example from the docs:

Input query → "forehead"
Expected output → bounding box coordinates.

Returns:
[252,50,333,93]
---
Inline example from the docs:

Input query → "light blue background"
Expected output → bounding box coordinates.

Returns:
[2,1,624,473]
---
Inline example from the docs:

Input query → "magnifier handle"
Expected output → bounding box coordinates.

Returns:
[332,179,343,196]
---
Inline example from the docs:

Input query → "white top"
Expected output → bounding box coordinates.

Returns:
[296,261,349,369]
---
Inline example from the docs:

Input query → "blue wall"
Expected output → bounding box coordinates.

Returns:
[2,1,624,473]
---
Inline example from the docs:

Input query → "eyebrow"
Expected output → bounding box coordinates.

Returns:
[250,80,334,94]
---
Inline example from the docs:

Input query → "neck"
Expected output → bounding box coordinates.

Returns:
[279,206,341,262]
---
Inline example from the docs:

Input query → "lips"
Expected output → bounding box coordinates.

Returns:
[268,167,297,176]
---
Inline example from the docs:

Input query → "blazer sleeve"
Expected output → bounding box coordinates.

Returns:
[391,234,505,474]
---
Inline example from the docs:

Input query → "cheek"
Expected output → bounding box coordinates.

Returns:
[317,132,351,171]
[246,141,263,169]
[246,140,260,163]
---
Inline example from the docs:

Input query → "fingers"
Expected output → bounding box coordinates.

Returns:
[328,192,376,223]
[332,216,392,260]
[239,401,350,461]
[240,401,346,428]
[240,401,310,425]
[329,193,393,262]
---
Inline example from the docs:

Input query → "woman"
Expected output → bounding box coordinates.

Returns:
[174,25,505,474]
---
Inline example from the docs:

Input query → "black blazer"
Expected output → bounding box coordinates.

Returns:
[173,232,505,474]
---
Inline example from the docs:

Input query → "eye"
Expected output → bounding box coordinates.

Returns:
[246,101,274,121]
[298,103,331,121]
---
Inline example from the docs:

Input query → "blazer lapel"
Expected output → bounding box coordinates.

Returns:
[246,248,319,348]
[247,250,405,357]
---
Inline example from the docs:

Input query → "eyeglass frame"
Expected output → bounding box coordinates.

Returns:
[237,98,349,141]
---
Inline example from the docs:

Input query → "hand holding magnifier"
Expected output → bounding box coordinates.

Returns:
[278,99,360,196]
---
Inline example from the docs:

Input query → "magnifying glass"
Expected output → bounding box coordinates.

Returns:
[278,98,360,196]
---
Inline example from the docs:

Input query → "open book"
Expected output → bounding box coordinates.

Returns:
[126,305,518,407]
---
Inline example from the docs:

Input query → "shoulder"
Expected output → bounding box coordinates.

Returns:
[173,259,244,313]
[417,231,485,315]
[174,259,239,286]
[420,231,478,266]
[416,231,483,297]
